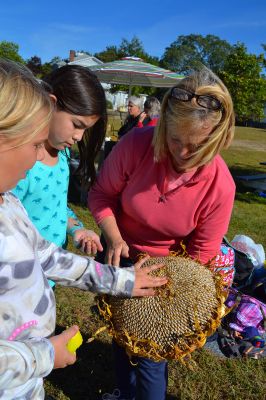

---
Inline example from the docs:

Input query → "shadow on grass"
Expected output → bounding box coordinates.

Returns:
[47,325,180,400]
[227,166,266,202]
[229,165,266,179]
[47,326,115,400]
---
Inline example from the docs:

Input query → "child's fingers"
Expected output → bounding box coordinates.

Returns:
[84,239,92,255]
[63,325,79,342]
[92,236,103,252]
[141,263,165,274]
[50,325,79,368]
[146,275,168,286]
[91,241,98,255]
[134,288,156,296]
[134,255,150,270]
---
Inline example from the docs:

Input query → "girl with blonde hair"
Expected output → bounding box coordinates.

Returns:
[0,59,167,400]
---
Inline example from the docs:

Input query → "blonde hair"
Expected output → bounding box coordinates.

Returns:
[153,68,235,170]
[0,59,52,147]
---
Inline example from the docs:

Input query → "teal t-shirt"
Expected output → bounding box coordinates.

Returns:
[12,151,75,247]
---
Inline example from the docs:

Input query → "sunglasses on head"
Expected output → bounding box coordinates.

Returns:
[170,87,223,111]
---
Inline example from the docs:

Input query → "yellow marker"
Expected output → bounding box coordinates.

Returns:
[67,331,83,354]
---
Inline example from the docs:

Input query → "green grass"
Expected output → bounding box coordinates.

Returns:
[45,126,266,399]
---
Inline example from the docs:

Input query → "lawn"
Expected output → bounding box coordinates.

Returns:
[45,126,266,400]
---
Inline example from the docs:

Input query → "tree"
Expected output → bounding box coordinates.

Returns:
[50,56,65,65]
[95,45,120,63]
[26,56,42,77]
[26,56,54,79]
[40,62,53,78]
[119,36,159,65]
[261,43,266,68]
[161,34,233,74]
[219,43,266,123]
[95,36,159,65]
[0,40,24,63]
[95,36,159,96]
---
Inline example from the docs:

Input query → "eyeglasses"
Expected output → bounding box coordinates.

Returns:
[170,87,223,111]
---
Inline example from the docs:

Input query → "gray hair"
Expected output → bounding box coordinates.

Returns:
[128,96,143,110]
[144,97,160,118]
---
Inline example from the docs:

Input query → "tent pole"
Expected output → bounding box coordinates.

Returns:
[128,74,132,97]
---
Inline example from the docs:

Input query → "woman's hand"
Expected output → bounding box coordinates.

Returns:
[73,229,103,255]
[138,112,147,123]
[106,237,129,266]
[49,325,79,369]
[132,255,168,296]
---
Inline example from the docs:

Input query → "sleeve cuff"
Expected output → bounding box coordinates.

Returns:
[25,337,55,378]
[114,266,135,297]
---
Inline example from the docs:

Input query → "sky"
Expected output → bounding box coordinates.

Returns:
[1,0,266,63]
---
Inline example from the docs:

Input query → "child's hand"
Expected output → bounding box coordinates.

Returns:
[132,255,168,297]
[49,325,79,369]
[73,228,103,255]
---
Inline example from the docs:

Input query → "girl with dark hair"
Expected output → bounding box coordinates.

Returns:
[13,65,106,255]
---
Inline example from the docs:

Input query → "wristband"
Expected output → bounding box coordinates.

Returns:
[68,222,83,237]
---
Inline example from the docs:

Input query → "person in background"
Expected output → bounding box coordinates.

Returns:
[137,96,161,128]
[0,59,167,400]
[89,67,235,400]
[117,96,143,139]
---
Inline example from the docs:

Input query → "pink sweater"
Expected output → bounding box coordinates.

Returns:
[88,127,235,264]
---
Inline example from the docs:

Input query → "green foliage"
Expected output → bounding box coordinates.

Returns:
[219,43,266,123]
[50,56,65,65]
[118,36,159,65]
[40,62,53,78]
[106,99,113,109]
[161,34,233,74]
[0,40,24,63]
[95,36,159,65]
[262,43,266,68]
[95,36,159,95]
[26,55,42,77]
[95,45,120,62]
[26,55,54,79]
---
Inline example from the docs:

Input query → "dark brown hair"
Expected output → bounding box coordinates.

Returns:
[43,65,107,187]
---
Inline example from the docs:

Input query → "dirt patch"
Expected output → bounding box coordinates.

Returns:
[231,139,266,152]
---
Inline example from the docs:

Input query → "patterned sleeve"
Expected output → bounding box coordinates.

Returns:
[0,338,54,390]
[11,172,30,202]
[37,237,135,297]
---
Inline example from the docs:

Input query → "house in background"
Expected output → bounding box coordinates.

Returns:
[55,50,135,110]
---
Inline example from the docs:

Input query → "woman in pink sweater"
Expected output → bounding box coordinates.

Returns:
[88,68,235,400]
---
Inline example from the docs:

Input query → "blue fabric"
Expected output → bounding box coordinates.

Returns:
[113,341,168,400]
[12,151,78,247]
